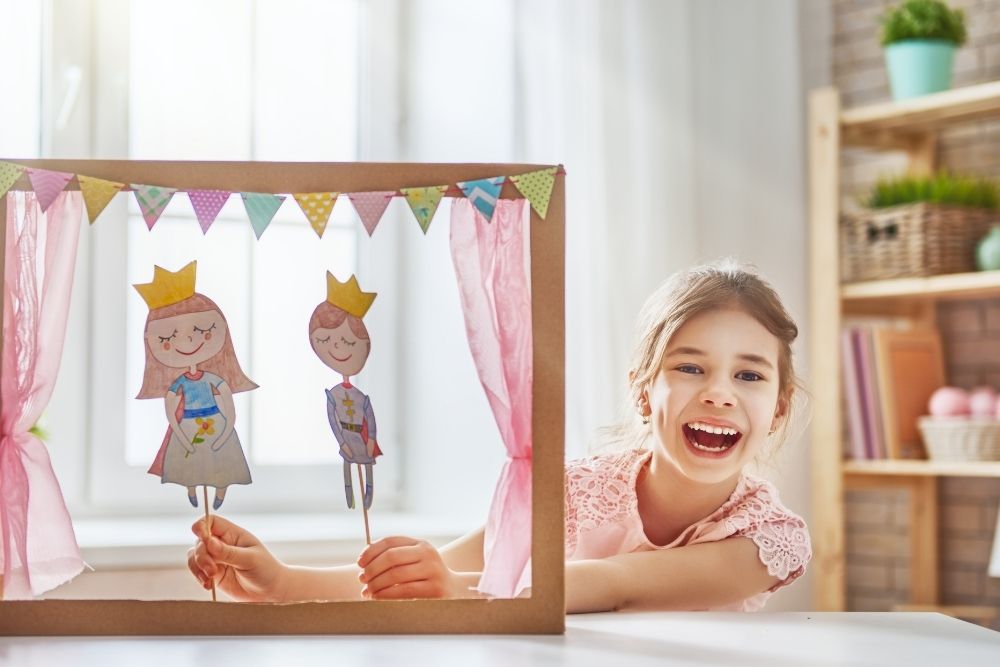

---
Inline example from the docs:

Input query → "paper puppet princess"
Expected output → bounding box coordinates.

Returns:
[134,261,257,510]
[309,272,382,510]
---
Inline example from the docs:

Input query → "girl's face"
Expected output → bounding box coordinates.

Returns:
[311,319,370,377]
[146,309,228,369]
[644,308,784,485]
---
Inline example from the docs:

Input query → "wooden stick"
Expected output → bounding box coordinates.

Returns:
[203,486,216,602]
[357,464,371,545]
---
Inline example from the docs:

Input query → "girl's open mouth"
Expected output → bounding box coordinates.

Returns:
[682,421,743,457]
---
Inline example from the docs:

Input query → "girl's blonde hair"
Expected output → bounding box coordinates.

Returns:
[136,293,258,399]
[605,259,804,452]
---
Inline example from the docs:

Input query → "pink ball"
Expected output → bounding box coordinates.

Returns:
[928,386,971,417]
[969,386,997,418]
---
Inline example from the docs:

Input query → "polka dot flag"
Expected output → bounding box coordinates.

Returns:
[0,161,25,198]
[188,190,231,234]
[348,191,396,237]
[509,167,558,219]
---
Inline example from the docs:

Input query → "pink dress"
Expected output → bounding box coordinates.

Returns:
[565,448,812,611]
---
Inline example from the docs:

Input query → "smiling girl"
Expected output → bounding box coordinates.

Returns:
[188,260,811,611]
[135,261,256,510]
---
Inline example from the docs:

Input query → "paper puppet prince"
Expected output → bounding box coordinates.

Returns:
[309,273,383,510]
[134,261,256,510]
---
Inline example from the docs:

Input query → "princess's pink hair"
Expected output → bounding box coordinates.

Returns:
[136,292,258,399]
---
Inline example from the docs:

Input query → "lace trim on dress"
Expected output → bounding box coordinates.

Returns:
[564,450,641,556]
[724,480,812,586]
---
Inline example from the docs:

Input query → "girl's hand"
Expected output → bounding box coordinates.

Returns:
[357,536,467,600]
[187,515,288,602]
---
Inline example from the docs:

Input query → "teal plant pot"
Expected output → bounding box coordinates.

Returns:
[884,39,956,100]
[976,226,1000,272]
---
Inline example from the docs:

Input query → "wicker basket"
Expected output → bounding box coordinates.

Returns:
[917,417,1000,462]
[840,203,998,283]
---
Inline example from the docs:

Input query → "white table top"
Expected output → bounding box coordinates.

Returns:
[1,612,997,666]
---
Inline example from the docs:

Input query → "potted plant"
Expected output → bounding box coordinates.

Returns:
[841,173,999,282]
[880,0,967,100]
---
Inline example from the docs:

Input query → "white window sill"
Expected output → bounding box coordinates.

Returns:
[74,512,474,569]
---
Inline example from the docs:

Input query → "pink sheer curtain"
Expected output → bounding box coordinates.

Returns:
[1,191,85,598]
[449,198,533,597]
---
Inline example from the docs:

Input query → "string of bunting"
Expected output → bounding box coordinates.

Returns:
[0,161,562,239]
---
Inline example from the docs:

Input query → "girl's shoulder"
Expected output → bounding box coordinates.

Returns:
[565,448,648,487]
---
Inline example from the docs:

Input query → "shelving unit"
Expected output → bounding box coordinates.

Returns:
[809,81,1000,612]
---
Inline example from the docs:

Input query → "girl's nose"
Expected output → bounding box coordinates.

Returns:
[700,384,736,408]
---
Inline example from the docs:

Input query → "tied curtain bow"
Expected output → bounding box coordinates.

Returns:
[449,198,533,597]
[1,191,85,598]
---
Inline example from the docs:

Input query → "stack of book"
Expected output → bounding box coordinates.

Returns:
[840,325,945,460]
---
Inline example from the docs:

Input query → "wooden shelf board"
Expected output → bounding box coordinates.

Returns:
[840,80,1000,146]
[843,459,1000,478]
[841,271,1000,304]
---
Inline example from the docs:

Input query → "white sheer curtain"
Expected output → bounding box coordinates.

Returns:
[512,0,819,610]
[514,0,699,456]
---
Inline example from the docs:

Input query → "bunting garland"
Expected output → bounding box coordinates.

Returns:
[0,161,25,198]
[457,177,504,223]
[294,192,338,238]
[241,192,286,240]
[0,161,561,238]
[509,167,557,219]
[132,184,178,230]
[348,191,395,237]
[188,190,231,234]
[27,168,75,213]
[401,185,448,234]
[77,175,126,225]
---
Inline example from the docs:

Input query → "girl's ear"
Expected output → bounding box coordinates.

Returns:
[770,393,790,432]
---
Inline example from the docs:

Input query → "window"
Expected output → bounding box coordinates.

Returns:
[38,0,513,527]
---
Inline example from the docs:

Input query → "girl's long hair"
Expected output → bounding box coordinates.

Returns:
[136,292,258,399]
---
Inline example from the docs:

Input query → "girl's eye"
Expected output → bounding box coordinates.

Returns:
[341,337,356,347]
[316,336,331,344]
[158,330,177,343]
[675,364,702,374]
[193,323,217,334]
[736,371,764,382]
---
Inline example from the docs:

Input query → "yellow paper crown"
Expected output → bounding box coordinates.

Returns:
[134,261,197,310]
[326,272,376,318]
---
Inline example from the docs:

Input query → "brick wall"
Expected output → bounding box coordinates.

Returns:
[833,0,1000,628]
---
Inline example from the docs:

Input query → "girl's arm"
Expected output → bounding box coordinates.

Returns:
[564,537,780,613]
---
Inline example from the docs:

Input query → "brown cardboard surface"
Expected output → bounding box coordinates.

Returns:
[0,160,565,635]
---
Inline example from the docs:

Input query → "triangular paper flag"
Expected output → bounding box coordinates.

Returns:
[0,162,25,198]
[400,185,448,234]
[188,190,231,234]
[294,192,338,238]
[241,192,286,240]
[509,167,557,219]
[348,191,396,237]
[132,184,178,230]
[77,175,125,224]
[27,168,74,213]
[457,176,504,223]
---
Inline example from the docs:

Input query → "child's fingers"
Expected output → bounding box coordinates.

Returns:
[359,543,425,582]
[205,534,256,570]
[187,546,216,587]
[357,536,420,568]
[367,580,443,601]
[190,514,257,548]
[363,561,430,596]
